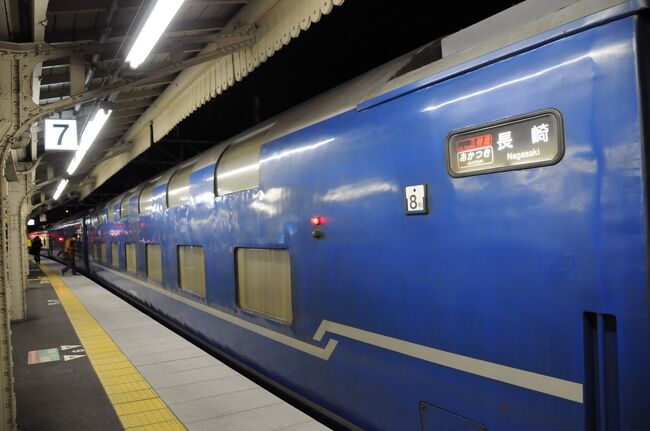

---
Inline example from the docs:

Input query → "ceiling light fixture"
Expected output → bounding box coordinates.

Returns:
[125,0,186,69]
[67,109,112,175]
[53,179,69,200]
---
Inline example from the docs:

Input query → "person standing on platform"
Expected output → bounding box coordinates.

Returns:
[61,234,78,275]
[30,236,42,263]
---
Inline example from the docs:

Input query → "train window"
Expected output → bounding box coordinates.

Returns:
[100,242,107,263]
[121,192,136,218]
[107,199,118,222]
[146,243,163,282]
[125,243,136,273]
[139,182,155,215]
[167,162,196,208]
[178,245,206,297]
[111,243,119,268]
[236,248,292,324]
[215,132,266,196]
[97,211,104,226]
[93,242,99,261]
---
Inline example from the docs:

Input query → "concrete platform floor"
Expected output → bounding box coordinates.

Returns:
[11,259,331,431]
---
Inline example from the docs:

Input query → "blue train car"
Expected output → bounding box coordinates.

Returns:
[48,218,85,267]
[51,1,650,429]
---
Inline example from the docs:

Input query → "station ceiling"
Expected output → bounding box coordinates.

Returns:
[21,0,252,215]
[10,0,520,226]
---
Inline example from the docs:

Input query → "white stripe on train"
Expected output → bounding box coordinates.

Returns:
[97,263,582,403]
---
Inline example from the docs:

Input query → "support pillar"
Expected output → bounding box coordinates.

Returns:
[0,173,16,431]
[0,40,20,431]
[5,176,28,322]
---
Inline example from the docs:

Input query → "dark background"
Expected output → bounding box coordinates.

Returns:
[41,0,522,225]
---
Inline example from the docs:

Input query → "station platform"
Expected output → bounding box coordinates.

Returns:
[11,259,331,431]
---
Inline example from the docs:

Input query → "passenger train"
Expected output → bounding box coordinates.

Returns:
[43,1,650,429]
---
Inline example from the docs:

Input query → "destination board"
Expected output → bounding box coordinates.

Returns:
[447,110,564,177]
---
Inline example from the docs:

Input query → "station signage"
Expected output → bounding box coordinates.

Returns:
[447,110,564,177]
[44,119,79,151]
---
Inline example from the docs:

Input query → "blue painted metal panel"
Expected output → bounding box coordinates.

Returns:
[420,402,486,431]
[358,0,648,111]
[77,12,650,431]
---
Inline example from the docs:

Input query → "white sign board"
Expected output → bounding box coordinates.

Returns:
[405,184,428,215]
[45,119,78,151]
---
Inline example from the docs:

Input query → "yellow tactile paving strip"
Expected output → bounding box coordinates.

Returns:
[40,264,186,431]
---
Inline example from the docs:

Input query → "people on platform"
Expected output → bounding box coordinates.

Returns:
[61,234,78,275]
[30,236,43,263]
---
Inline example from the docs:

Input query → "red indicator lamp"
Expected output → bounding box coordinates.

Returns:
[310,216,325,239]
[58,236,65,242]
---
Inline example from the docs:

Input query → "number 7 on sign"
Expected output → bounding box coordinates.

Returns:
[44,119,78,151]
[53,124,69,146]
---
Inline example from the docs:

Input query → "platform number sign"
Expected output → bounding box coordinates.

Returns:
[44,119,78,151]
[405,184,427,215]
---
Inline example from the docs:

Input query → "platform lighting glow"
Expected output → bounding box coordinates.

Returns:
[125,0,186,69]
[66,109,112,175]
[27,219,35,226]
[53,179,69,200]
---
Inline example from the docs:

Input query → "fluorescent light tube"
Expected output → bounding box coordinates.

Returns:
[125,0,186,69]
[67,109,112,175]
[53,179,69,200]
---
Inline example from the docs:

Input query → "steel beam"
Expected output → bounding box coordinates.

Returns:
[96,128,131,141]
[0,0,21,41]
[110,118,138,128]
[44,18,229,43]
[134,77,175,88]
[0,174,16,430]
[46,0,140,15]
[112,111,144,121]
[187,0,248,4]
[5,178,28,322]
[112,108,147,119]
[116,89,165,101]
[23,35,255,135]
[32,0,49,42]
[0,28,255,147]
[69,54,86,95]
[114,98,157,111]
[45,0,247,13]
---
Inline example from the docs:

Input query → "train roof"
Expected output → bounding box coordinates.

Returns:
[100,0,641,212]
[264,0,638,142]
